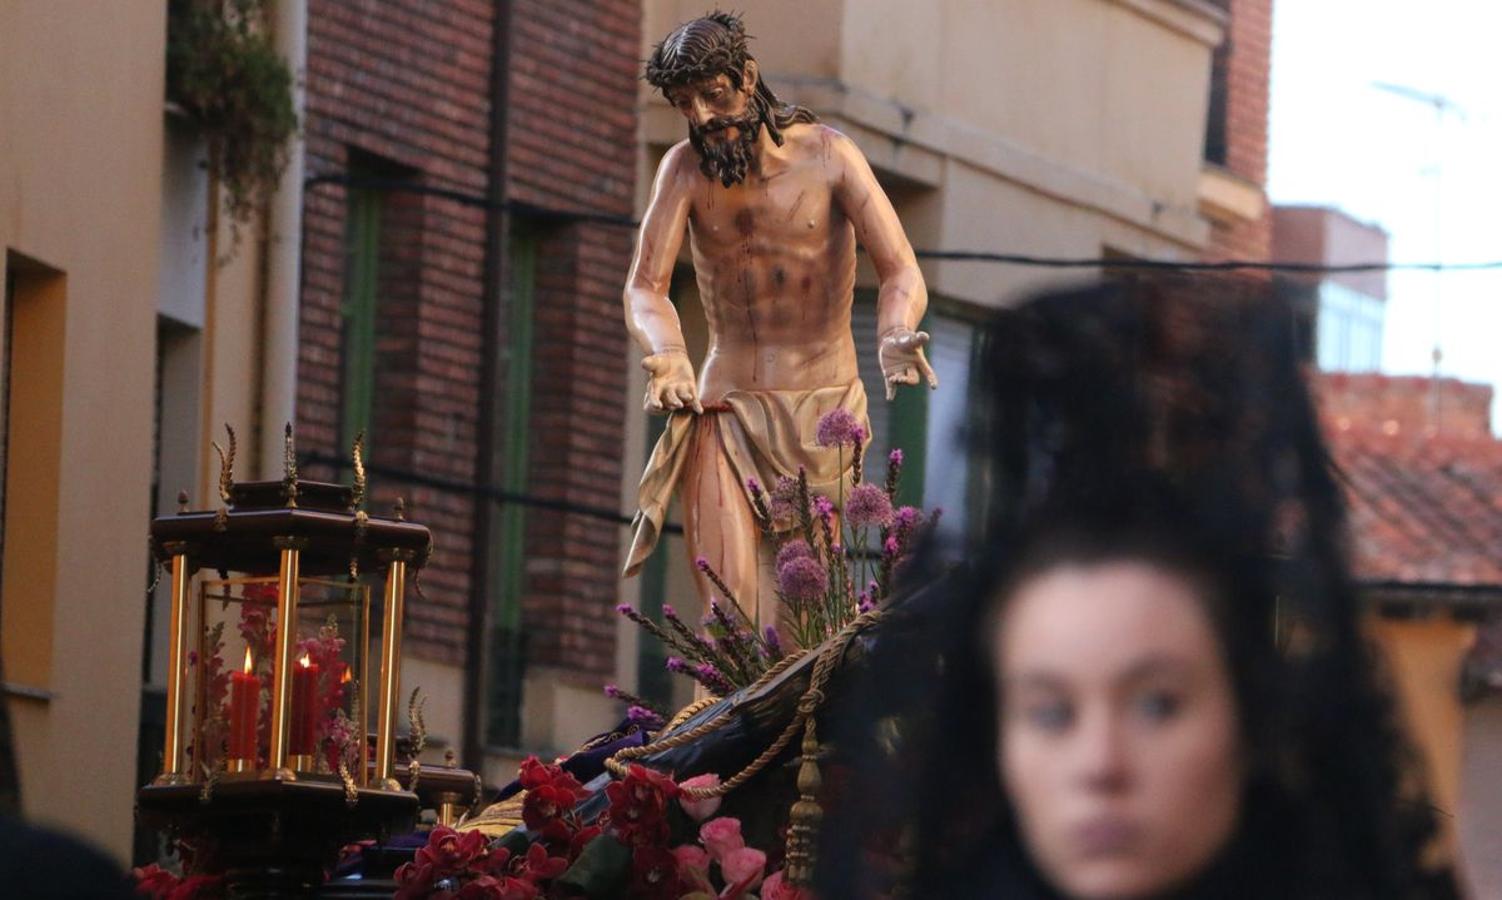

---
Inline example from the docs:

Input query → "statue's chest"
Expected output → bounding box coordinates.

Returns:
[690,180,839,248]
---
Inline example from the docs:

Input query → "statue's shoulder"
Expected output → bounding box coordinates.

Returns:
[786,122,863,165]
[658,139,696,174]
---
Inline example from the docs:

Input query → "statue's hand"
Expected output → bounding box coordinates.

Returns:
[642,350,703,415]
[878,328,940,401]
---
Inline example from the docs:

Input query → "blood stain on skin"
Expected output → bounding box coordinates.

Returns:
[787,190,806,222]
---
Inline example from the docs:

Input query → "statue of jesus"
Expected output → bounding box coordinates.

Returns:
[622,12,936,635]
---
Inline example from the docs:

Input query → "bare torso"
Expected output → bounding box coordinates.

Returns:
[683,124,858,402]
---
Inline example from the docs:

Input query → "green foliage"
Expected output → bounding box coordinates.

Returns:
[554,834,631,897]
[167,0,297,226]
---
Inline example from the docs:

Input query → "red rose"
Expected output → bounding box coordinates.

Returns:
[628,845,680,898]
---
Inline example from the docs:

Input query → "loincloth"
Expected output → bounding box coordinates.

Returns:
[622,380,869,578]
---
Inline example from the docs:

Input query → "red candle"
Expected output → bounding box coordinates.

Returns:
[289,653,321,756]
[228,648,260,762]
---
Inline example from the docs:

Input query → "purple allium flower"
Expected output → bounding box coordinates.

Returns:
[815,408,866,448]
[627,705,665,728]
[768,475,801,522]
[775,539,813,570]
[888,448,904,467]
[777,555,828,600]
[604,684,623,699]
[894,505,921,530]
[845,482,895,528]
[813,495,836,520]
[665,656,690,673]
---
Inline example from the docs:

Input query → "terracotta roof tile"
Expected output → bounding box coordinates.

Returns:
[1325,424,1502,588]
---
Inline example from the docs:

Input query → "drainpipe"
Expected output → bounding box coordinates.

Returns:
[261,0,307,476]
[464,1,515,772]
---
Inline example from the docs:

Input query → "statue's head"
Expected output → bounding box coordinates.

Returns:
[645,11,816,187]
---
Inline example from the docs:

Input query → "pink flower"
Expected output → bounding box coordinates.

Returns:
[677,773,723,821]
[845,482,894,528]
[888,448,903,467]
[720,846,767,891]
[699,816,745,863]
[774,539,813,570]
[761,869,816,900]
[776,556,827,601]
[894,505,921,530]
[815,408,865,448]
[673,843,711,875]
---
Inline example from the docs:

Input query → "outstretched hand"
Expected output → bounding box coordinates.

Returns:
[642,350,703,415]
[879,328,940,401]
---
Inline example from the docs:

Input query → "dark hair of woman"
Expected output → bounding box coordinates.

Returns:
[817,276,1459,898]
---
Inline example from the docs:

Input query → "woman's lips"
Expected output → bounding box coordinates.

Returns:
[1072,818,1142,856]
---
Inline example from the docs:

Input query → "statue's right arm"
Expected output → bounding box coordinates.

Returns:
[624,143,702,414]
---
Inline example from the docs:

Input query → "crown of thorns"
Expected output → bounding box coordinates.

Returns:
[645,12,752,90]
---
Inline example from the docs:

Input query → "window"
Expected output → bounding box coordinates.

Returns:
[1,251,66,695]
[483,224,538,747]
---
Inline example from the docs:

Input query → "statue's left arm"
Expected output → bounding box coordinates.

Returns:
[832,132,939,401]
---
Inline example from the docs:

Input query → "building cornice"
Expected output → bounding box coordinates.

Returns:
[642,74,1212,249]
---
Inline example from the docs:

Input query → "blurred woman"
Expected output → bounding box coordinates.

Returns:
[819,276,1459,898]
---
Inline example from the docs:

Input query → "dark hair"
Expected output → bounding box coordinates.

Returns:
[644,11,818,147]
[818,276,1459,898]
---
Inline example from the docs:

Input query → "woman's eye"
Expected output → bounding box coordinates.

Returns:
[1136,691,1182,723]
[1024,701,1073,732]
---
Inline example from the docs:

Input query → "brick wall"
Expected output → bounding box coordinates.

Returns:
[1206,0,1274,262]
[507,0,641,682]
[299,0,494,664]
[297,1,641,682]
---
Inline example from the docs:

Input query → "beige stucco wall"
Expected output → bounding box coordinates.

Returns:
[1,1,277,863]
[0,1,167,861]
[1365,616,1476,863]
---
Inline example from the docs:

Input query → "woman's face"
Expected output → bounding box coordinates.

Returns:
[991,560,1243,900]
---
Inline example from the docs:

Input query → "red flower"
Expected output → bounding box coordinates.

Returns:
[413,825,489,875]
[393,861,438,900]
[568,824,603,861]
[451,874,540,900]
[605,764,678,848]
[519,842,569,883]
[132,864,179,898]
[628,845,680,898]
[517,756,588,830]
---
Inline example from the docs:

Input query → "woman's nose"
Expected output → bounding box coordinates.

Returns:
[1076,708,1131,793]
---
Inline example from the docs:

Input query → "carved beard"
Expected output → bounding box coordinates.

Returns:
[689,106,764,187]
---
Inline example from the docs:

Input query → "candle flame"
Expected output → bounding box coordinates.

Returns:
[340,667,352,684]
[299,653,312,669]
[243,646,254,675]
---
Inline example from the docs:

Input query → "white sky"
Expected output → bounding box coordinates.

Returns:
[1268,0,1502,433]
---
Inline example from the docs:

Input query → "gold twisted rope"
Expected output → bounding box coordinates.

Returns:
[604,608,882,800]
